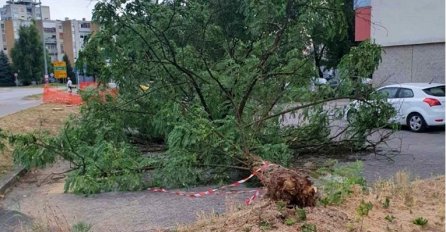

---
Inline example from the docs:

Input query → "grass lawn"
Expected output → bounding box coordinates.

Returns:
[0,104,79,176]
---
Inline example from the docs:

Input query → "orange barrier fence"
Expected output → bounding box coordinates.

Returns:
[43,85,83,105]
[43,83,118,105]
[79,81,97,90]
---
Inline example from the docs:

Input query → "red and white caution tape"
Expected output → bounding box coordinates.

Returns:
[245,189,261,205]
[148,161,270,205]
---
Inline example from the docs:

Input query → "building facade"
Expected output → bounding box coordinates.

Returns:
[35,20,64,61]
[355,0,445,85]
[63,18,96,64]
[0,0,95,65]
[0,0,50,21]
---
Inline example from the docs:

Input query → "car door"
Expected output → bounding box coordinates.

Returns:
[395,88,415,124]
[377,87,401,122]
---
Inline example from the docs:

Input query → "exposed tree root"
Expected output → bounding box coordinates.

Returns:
[252,158,318,207]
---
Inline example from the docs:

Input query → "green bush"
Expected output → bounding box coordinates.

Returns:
[316,161,366,206]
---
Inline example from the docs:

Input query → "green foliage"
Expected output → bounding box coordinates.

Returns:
[338,41,382,82]
[8,0,393,194]
[255,143,292,167]
[356,200,373,217]
[384,215,396,223]
[76,34,107,80]
[9,90,160,194]
[301,223,317,232]
[0,129,6,151]
[307,0,354,76]
[72,222,92,232]
[156,110,242,187]
[46,50,54,75]
[295,208,307,221]
[9,132,57,168]
[412,217,428,226]
[63,54,75,79]
[63,141,152,194]
[284,217,297,226]
[11,23,44,85]
[382,197,390,209]
[276,200,287,212]
[0,51,13,85]
[259,220,272,231]
[345,92,397,149]
[316,161,366,206]
[283,207,306,226]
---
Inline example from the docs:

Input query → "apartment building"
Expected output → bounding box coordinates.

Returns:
[63,18,96,64]
[355,0,445,85]
[0,0,50,21]
[35,20,63,61]
[0,0,96,64]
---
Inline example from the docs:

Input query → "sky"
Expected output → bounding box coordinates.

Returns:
[0,0,96,21]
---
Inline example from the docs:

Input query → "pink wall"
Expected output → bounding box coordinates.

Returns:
[355,7,371,41]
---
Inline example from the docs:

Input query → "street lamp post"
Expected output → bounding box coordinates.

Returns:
[39,0,48,83]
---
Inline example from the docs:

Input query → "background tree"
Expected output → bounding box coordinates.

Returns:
[63,54,75,80]
[0,51,13,85]
[11,24,44,85]
[46,51,53,76]
[309,0,356,77]
[76,36,107,83]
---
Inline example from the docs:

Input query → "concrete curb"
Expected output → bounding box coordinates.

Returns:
[0,166,26,195]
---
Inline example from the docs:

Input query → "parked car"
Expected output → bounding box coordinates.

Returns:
[347,83,445,132]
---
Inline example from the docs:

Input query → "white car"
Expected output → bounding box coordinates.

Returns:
[357,83,445,132]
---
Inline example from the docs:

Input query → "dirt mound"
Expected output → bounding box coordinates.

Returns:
[179,174,445,232]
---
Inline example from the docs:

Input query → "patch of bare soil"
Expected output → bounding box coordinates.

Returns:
[179,173,445,232]
[0,104,79,175]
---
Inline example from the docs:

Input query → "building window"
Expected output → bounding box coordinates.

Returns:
[80,23,90,29]
[44,28,56,33]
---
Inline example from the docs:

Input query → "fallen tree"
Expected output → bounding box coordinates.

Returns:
[5,0,396,207]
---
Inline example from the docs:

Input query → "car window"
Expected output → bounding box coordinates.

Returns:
[397,88,414,98]
[377,87,398,98]
[423,86,445,97]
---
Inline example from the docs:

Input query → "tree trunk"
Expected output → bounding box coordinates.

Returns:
[250,156,318,208]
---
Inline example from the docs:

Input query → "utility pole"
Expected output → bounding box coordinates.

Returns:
[39,0,48,82]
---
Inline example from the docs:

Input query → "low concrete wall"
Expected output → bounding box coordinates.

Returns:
[372,42,445,86]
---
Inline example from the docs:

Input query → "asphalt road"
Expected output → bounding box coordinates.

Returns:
[282,100,445,183]
[0,87,43,117]
[361,127,445,183]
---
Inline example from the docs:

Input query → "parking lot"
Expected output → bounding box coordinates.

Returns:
[361,126,445,183]
[281,100,445,183]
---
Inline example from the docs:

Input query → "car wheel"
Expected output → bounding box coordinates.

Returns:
[407,113,427,132]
